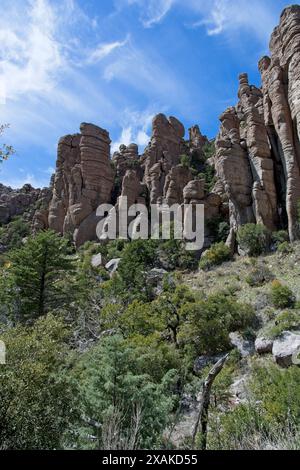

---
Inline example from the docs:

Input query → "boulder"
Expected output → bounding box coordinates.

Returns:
[91,253,104,269]
[105,258,121,275]
[272,331,300,367]
[255,336,274,355]
[229,332,255,358]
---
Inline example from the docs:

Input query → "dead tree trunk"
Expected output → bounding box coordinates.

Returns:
[192,354,228,450]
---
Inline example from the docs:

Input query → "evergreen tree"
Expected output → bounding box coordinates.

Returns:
[6,230,74,322]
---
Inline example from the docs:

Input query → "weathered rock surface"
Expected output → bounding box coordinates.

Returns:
[141,114,188,204]
[272,331,300,368]
[229,332,255,358]
[48,123,114,247]
[91,253,104,269]
[0,183,42,225]
[215,5,300,243]
[255,336,274,355]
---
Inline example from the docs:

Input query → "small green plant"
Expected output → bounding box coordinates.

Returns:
[199,242,231,271]
[202,141,215,160]
[277,241,293,255]
[270,310,300,337]
[237,224,270,257]
[180,154,191,168]
[245,264,274,287]
[272,230,289,246]
[271,280,296,309]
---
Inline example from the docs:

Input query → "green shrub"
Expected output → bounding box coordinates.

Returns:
[271,280,296,309]
[206,217,230,242]
[277,241,293,255]
[245,264,274,287]
[73,335,175,449]
[180,293,256,355]
[272,230,289,246]
[237,224,270,257]
[180,154,191,168]
[199,242,231,271]
[208,362,300,450]
[270,310,300,338]
[0,216,30,251]
[202,141,215,160]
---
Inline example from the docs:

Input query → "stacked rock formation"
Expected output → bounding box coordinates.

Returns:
[5,6,299,251]
[41,113,218,247]
[48,123,114,247]
[215,5,300,244]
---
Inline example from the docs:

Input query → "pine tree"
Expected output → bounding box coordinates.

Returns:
[6,230,74,322]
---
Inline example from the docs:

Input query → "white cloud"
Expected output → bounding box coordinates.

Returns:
[124,0,278,43]
[87,35,130,64]
[0,0,64,100]
[111,108,156,153]
[0,172,50,189]
[189,0,278,42]
[122,0,174,27]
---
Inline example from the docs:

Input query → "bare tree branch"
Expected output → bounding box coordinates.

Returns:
[192,354,229,450]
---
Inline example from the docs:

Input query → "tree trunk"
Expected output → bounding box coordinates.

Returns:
[192,354,228,450]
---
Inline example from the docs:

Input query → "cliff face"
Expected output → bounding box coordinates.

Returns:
[2,6,300,250]
[47,123,114,247]
[40,112,220,247]
[0,184,41,225]
[215,5,300,244]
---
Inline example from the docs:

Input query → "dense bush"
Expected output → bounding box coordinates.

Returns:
[208,362,300,450]
[271,280,296,309]
[245,263,274,287]
[272,230,289,246]
[277,241,293,255]
[0,315,78,449]
[237,224,270,257]
[73,335,175,449]
[180,292,256,355]
[206,216,230,243]
[199,242,231,271]
[0,216,30,251]
[270,310,300,338]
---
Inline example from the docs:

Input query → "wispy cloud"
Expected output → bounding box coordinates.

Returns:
[124,0,278,43]
[87,35,130,64]
[189,0,278,42]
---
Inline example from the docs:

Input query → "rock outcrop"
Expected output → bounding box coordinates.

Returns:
[215,5,300,244]
[48,123,114,247]
[4,7,300,251]
[45,114,221,247]
[0,184,41,225]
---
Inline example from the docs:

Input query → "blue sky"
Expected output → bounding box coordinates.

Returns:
[0,0,294,188]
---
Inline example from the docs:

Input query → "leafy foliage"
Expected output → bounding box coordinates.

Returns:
[73,335,175,449]
[180,292,256,356]
[237,224,270,257]
[0,216,30,251]
[0,124,15,163]
[199,242,231,271]
[1,230,74,322]
[0,315,78,449]
[271,280,296,309]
